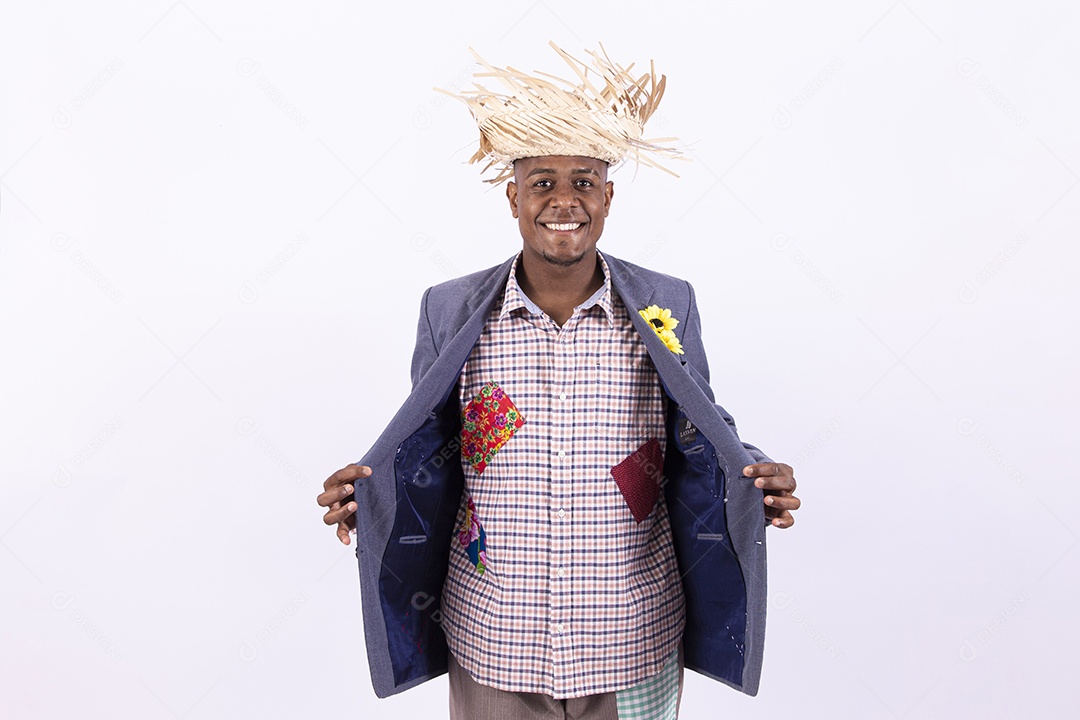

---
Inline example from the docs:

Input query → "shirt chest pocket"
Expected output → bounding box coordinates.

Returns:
[590,355,664,443]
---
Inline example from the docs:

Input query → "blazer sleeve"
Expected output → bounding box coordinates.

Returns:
[409,287,439,390]
[681,280,773,466]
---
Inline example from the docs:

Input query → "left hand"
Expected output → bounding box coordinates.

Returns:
[743,463,800,528]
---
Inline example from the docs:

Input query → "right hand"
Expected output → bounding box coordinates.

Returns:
[318,464,371,545]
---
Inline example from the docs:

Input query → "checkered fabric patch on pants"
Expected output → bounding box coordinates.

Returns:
[615,647,680,719]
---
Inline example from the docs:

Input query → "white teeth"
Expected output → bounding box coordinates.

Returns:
[544,223,582,231]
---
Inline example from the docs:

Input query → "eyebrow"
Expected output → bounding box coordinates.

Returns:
[525,167,601,178]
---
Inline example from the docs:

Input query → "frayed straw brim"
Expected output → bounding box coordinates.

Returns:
[436,41,684,184]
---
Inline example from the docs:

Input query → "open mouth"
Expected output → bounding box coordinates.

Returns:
[542,222,583,231]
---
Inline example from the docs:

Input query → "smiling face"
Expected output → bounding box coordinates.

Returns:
[506,155,614,268]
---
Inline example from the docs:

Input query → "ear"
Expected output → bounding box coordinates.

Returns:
[506,181,519,219]
[603,180,614,216]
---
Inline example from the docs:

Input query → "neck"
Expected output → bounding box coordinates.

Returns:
[517,249,604,325]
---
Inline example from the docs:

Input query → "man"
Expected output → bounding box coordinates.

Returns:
[318,44,800,719]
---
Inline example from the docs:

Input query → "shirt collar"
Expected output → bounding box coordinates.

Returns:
[500,250,615,327]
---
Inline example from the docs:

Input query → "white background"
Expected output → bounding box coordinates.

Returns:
[2,1,1077,718]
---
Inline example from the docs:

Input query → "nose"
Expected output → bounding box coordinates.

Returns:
[549,184,578,209]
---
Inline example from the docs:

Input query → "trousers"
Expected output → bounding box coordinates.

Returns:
[447,647,684,720]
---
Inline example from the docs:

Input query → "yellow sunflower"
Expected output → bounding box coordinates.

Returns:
[639,305,678,333]
[658,328,684,355]
[639,305,685,354]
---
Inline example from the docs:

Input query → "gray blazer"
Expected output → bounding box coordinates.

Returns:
[353,252,770,699]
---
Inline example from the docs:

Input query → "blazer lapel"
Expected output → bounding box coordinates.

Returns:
[606,254,747,459]
[412,255,517,412]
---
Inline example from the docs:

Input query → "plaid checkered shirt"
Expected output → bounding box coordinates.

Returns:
[440,250,686,699]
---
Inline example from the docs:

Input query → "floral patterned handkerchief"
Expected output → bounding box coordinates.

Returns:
[461,381,525,474]
[457,495,488,574]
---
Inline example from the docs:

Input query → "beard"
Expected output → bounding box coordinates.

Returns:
[541,248,589,267]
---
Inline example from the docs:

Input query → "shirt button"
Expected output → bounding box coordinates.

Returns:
[558,392,567,401]
[557,567,566,578]
[557,450,566,458]
[556,508,566,518]
[555,623,565,634]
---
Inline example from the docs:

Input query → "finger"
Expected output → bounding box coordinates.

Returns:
[323,500,356,525]
[336,522,352,545]
[743,462,794,477]
[764,494,801,512]
[321,464,369,492]
[768,510,795,529]
[322,464,371,491]
[322,500,357,527]
[742,462,790,478]
[316,483,355,510]
[742,463,770,478]
[756,474,797,493]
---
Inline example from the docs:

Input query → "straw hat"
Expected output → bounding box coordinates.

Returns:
[437,42,683,184]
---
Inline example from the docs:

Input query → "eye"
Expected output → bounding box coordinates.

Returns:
[575,178,594,188]
[533,179,552,188]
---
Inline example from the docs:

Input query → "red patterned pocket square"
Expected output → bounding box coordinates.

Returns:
[610,439,663,524]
